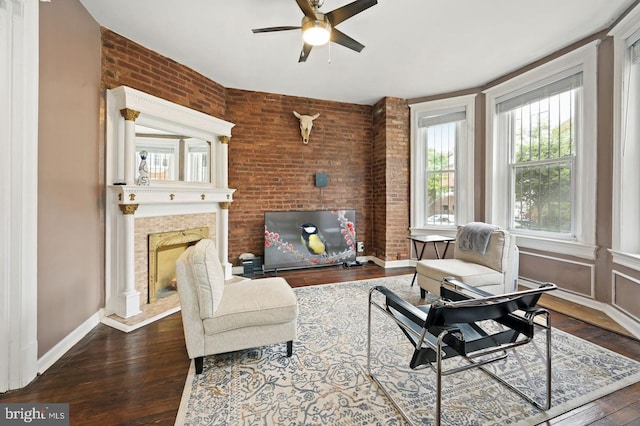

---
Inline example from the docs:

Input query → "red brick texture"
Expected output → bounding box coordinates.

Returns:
[101,29,226,118]
[100,28,410,265]
[225,89,373,263]
[372,97,410,261]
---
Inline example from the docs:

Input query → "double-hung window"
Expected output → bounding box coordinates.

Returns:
[485,43,597,258]
[610,9,640,266]
[410,96,475,231]
[497,72,582,236]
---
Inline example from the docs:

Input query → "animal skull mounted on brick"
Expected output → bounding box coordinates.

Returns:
[293,111,320,144]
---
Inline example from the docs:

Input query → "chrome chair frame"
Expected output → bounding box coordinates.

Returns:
[367,277,557,426]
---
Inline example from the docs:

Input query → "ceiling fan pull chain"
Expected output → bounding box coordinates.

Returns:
[328,41,331,64]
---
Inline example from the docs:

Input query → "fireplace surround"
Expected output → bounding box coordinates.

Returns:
[147,226,209,304]
[103,86,235,329]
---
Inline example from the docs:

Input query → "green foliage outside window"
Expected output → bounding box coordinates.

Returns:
[426,147,454,222]
[512,118,575,233]
[427,147,451,198]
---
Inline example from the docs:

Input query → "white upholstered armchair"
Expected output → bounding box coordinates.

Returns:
[175,239,298,374]
[416,223,519,298]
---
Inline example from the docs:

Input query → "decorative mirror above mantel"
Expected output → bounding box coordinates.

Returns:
[135,124,211,184]
[105,85,235,192]
[104,86,236,323]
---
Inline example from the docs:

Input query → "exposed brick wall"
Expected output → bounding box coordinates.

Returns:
[101,28,226,118]
[372,99,387,258]
[100,28,408,267]
[371,97,410,261]
[385,97,410,260]
[225,89,373,263]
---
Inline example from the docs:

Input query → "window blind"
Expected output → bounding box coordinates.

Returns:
[417,107,465,128]
[496,72,583,113]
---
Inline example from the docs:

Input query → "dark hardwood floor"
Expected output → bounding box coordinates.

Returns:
[1,263,639,425]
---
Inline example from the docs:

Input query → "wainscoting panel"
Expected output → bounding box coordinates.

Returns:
[612,270,640,322]
[519,251,595,298]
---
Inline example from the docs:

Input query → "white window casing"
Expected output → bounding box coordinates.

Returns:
[609,4,640,270]
[410,95,475,235]
[484,42,598,260]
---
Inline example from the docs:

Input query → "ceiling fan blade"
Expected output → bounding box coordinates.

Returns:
[295,0,317,20]
[298,43,313,63]
[252,26,301,33]
[330,28,365,52]
[325,0,377,26]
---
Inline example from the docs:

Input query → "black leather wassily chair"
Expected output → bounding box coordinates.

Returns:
[367,277,557,426]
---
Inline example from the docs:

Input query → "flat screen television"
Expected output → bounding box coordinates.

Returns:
[264,209,357,271]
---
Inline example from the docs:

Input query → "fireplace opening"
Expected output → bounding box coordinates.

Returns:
[148,227,209,304]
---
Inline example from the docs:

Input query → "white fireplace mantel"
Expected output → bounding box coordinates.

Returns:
[113,184,235,206]
[104,86,236,320]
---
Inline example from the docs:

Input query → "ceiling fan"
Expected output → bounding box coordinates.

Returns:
[252,0,378,63]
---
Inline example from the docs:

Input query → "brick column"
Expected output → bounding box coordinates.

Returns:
[371,97,410,262]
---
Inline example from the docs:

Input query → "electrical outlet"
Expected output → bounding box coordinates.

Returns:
[357,241,364,253]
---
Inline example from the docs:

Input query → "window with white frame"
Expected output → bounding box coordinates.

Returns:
[410,96,475,231]
[610,10,640,262]
[616,39,640,254]
[485,43,597,258]
[497,72,582,236]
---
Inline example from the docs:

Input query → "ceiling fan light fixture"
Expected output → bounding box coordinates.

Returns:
[252,0,378,62]
[302,19,331,46]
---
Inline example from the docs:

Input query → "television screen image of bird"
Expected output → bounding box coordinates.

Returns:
[263,210,357,270]
[300,223,327,256]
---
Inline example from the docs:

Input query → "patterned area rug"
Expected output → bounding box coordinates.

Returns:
[175,275,640,425]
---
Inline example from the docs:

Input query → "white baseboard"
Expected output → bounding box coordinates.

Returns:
[37,310,102,375]
[519,278,640,339]
[603,305,640,339]
[367,256,413,269]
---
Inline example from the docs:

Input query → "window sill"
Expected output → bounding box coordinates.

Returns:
[513,234,597,260]
[609,250,640,271]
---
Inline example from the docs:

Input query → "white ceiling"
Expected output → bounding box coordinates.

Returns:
[78,0,636,105]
